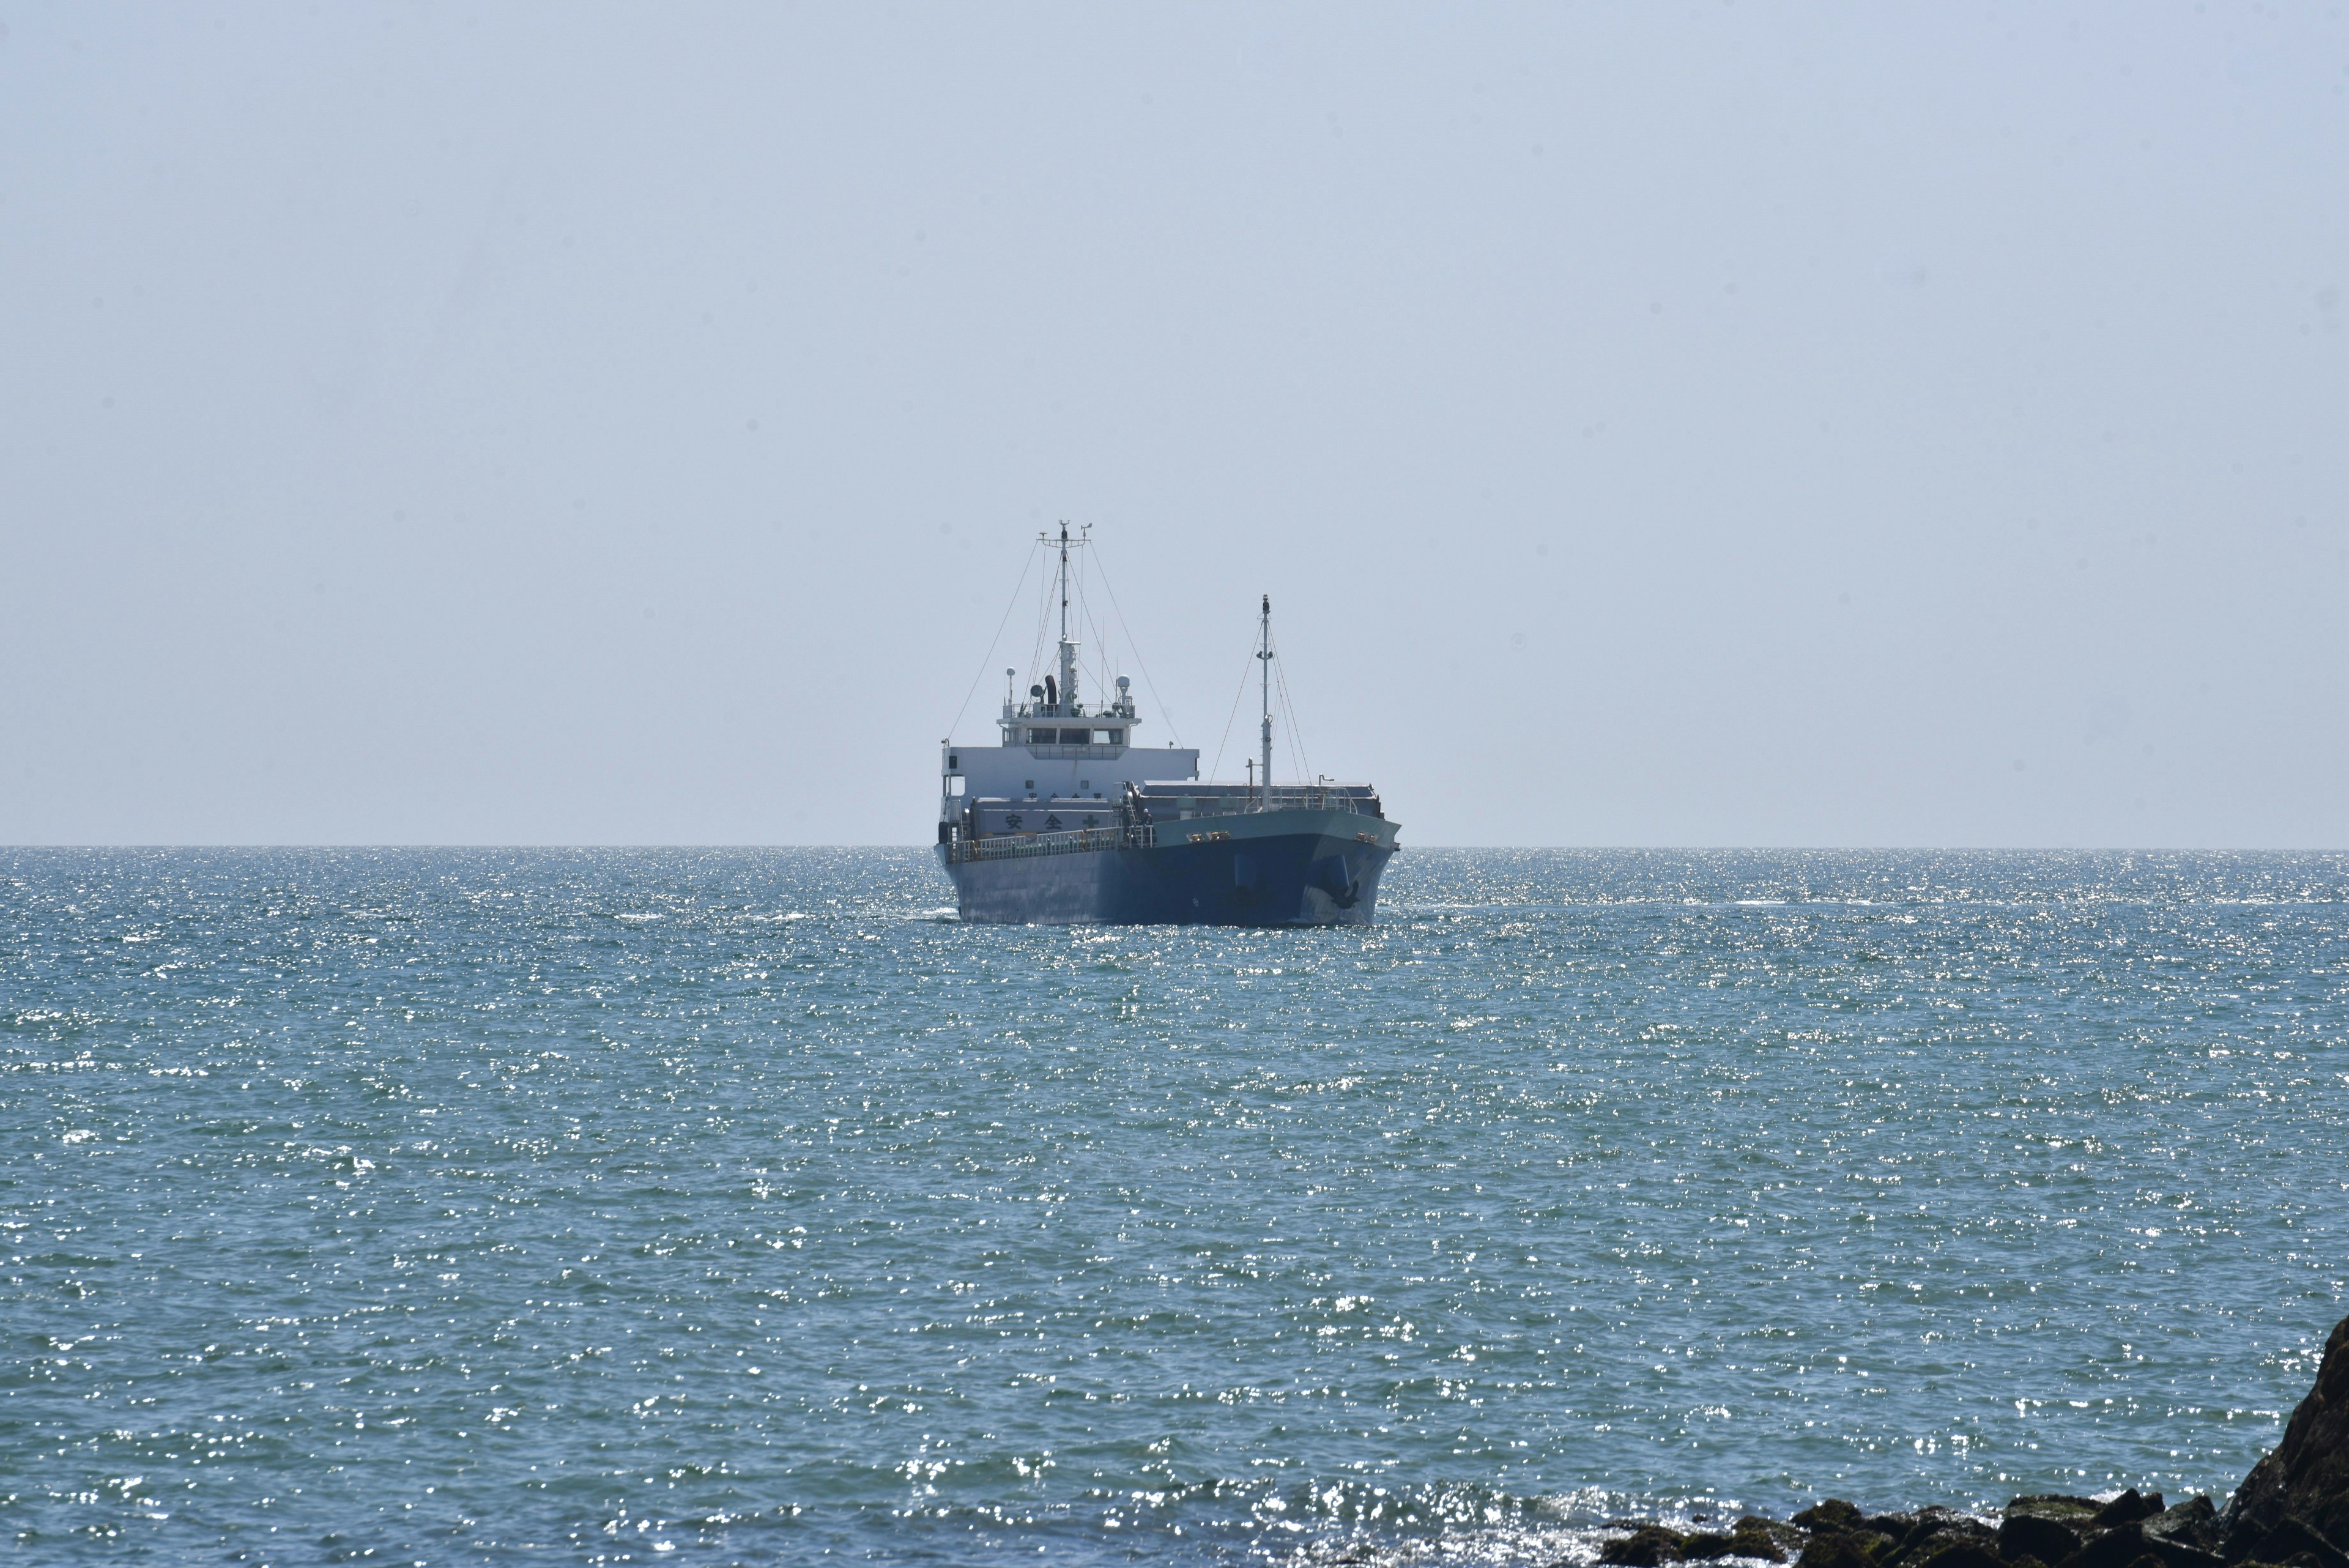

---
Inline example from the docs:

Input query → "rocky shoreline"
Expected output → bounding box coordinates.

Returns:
[1594,1315,2349,1568]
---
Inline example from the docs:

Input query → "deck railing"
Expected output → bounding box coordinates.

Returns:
[1157,789,1378,814]
[942,793,1381,864]
[946,823,1155,864]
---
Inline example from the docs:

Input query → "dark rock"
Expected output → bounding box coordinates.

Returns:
[2058,1499,2222,1568]
[1735,1519,1808,1562]
[2228,1520,2349,1568]
[2061,1522,2150,1568]
[2223,1317,2349,1564]
[1791,1496,1901,1568]
[1865,1510,1941,1550]
[1883,1512,1999,1568]
[1605,1526,1692,1566]
[2099,1496,2170,1531]
[1796,1503,1868,1535]
[2146,1498,2223,1559]
[1913,1542,2005,1568]
[1800,1530,1893,1568]
[1669,1522,1792,1564]
[2005,1496,2108,1566]
[1906,1512,1995,1550]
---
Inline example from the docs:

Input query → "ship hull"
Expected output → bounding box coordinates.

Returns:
[939,808,1399,926]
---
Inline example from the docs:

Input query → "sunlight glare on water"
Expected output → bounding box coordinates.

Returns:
[2,848,2345,1565]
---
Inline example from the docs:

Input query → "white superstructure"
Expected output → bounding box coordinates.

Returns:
[939,524,1200,818]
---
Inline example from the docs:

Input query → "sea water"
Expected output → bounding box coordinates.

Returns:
[3,848,2344,1566]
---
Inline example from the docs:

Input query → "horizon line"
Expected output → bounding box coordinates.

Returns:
[6,842,2348,854]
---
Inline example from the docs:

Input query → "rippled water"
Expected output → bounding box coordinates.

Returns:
[4,848,2345,1565]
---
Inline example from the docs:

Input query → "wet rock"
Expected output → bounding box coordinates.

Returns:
[1864,1509,1939,1548]
[2063,1523,2156,1568]
[1804,1536,1890,1568]
[1604,1526,1692,1566]
[2004,1496,2109,1566]
[2147,1498,2224,1559]
[2227,1520,2349,1568]
[2099,1495,2169,1531]
[1737,1518,1809,1562]
[1681,1521,1791,1563]
[2223,1317,2349,1567]
[1789,1498,1901,1568]
[1912,1542,2005,1568]
[2063,1522,2205,1568]
[2057,1496,2222,1568]
[1797,1503,1869,1534]
[1880,1507,1998,1568]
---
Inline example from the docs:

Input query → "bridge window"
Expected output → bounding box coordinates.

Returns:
[1028,729,1056,745]
[1098,729,1124,745]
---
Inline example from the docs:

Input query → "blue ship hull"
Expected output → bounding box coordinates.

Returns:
[939,807,1400,926]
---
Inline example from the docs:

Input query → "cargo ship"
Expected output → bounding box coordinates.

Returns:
[935,526,1400,925]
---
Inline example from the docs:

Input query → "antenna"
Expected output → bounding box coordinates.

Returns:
[1256,593,1274,811]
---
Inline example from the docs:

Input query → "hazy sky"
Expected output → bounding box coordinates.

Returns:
[4,4,2344,847]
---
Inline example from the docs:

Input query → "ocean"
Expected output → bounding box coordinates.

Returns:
[3,847,2343,1566]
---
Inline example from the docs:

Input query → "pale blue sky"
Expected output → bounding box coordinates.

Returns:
[3,4,2344,845]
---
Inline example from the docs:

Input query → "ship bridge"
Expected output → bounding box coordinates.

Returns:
[944,678,1200,806]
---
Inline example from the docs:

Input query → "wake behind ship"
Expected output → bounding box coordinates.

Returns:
[936,526,1400,926]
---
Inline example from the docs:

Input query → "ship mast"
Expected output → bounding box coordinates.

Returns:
[1045,521,1083,716]
[1256,593,1273,811]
